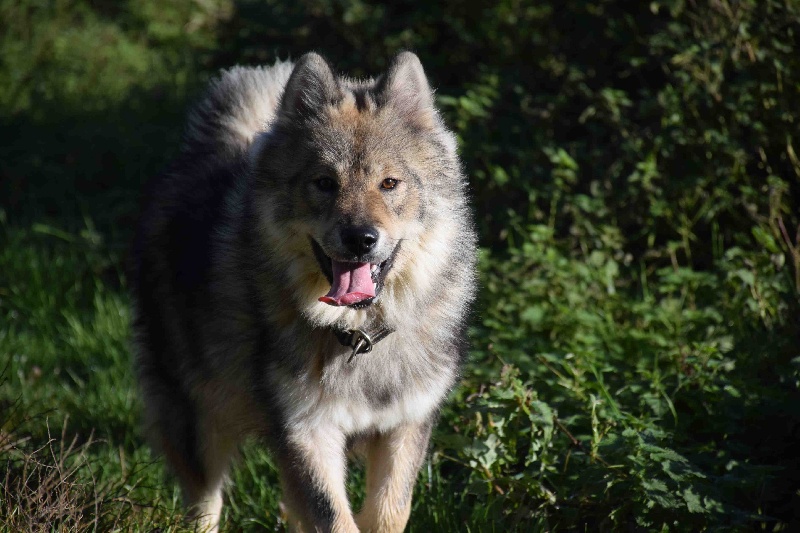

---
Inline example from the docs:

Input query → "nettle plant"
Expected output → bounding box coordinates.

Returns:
[434,221,740,529]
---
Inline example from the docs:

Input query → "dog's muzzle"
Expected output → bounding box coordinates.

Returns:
[310,238,400,308]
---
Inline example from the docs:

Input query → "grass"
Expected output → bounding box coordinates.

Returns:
[0,222,176,530]
[3,197,797,531]
[0,218,490,529]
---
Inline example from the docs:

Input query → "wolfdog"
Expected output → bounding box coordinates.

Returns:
[131,51,477,532]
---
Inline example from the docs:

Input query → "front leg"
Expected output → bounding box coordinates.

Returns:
[275,425,359,533]
[356,420,434,533]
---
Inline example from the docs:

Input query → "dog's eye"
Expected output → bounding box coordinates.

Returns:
[314,177,337,192]
[380,178,399,190]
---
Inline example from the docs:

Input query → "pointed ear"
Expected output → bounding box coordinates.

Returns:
[377,51,437,129]
[280,52,341,117]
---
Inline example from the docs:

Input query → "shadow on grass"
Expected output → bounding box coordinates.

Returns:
[1,86,192,249]
[672,327,800,526]
[0,74,204,454]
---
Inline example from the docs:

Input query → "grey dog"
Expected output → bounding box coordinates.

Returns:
[131,51,477,532]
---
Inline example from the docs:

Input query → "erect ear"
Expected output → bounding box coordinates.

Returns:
[377,51,437,129]
[280,52,341,117]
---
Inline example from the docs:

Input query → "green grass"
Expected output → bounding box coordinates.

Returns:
[0,220,475,531]
[4,203,798,531]
[2,0,800,531]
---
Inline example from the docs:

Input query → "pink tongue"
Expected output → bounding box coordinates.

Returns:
[318,261,376,306]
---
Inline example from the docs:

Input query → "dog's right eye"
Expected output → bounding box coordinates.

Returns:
[314,177,337,192]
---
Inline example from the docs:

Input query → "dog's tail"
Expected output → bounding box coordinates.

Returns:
[183,61,295,159]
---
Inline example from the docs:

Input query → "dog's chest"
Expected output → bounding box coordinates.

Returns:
[279,333,454,435]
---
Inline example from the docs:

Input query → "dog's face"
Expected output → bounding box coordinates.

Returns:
[251,53,458,313]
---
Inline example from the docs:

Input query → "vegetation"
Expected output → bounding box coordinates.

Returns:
[2,0,799,530]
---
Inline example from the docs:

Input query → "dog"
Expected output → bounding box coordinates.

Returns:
[130,51,477,532]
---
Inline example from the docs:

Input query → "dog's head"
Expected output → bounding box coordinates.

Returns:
[250,52,463,317]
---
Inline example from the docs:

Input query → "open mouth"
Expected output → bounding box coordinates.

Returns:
[310,238,398,308]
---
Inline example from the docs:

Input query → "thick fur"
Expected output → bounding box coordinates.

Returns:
[131,51,477,532]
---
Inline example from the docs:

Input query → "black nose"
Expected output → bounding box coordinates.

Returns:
[341,226,379,256]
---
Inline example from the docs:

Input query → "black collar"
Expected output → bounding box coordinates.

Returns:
[333,323,394,363]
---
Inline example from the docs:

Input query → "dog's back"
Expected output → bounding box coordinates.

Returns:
[131,52,476,532]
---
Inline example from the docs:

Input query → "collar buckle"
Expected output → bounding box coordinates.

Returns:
[332,323,393,363]
[346,328,374,363]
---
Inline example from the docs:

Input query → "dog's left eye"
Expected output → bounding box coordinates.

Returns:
[314,177,337,192]
[380,178,399,190]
